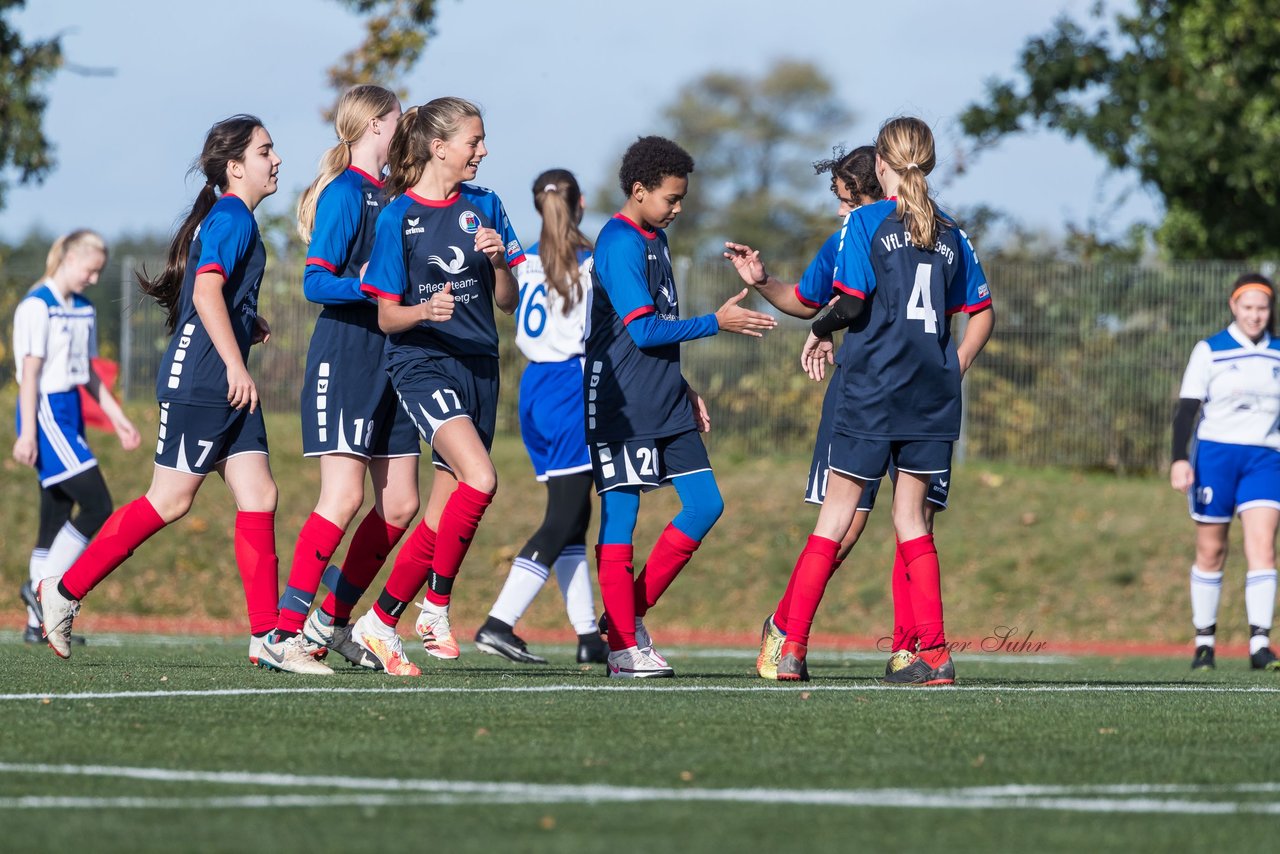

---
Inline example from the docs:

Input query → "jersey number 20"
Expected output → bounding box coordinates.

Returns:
[906,263,938,334]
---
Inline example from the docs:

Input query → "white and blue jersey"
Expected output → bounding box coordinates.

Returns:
[584,215,717,443]
[515,244,592,481]
[830,201,990,441]
[300,167,418,457]
[156,194,266,406]
[1180,323,1280,521]
[12,282,99,485]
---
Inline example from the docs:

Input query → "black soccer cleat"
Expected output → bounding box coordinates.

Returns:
[474,622,547,664]
[883,649,956,686]
[576,631,609,664]
[329,624,384,671]
[1250,647,1280,671]
[1191,645,1216,670]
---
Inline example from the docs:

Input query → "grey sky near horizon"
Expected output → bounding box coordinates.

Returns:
[1,0,1158,251]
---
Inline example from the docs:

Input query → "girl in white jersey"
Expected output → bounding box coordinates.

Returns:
[1171,273,1280,671]
[12,231,140,643]
[473,169,607,665]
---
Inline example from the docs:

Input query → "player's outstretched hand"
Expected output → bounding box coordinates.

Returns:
[421,281,455,323]
[722,242,767,287]
[715,289,777,337]
[250,315,271,345]
[801,331,835,382]
[12,434,37,467]
[475,227,508,269]
[1170,460,1194,494]
[687,386,711,433]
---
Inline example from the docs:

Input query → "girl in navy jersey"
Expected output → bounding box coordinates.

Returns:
[776,116,992,685]
[349,96,524,676]
[1171,274,1280,672]
[254,85,416,675]
[38,116,284,663]
[473,168,608,666]
[13,230,140,644]
[588,136,776,678]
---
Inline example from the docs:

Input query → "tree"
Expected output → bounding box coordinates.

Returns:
[959,0,1280,260]
[652,60,853,260]
[0,0,61,212]
[325,0,439,117]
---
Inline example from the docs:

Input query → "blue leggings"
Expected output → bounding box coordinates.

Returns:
[599,468,724,545]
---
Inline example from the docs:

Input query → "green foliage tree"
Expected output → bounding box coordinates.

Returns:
[324,0,439,117]
[646,60,853,260]
[0,0,61,213]
[959,0,1280,260]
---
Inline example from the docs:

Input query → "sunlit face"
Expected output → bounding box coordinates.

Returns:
[373,105,402,162]
[61,248,107,294]
[231,126,281,201]
[1230,288,1272,341]
[633,174,688,230]
[436,115,487,183]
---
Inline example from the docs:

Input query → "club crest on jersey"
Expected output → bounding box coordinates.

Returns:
[458,211,481,234]
[428,246,469,275]
[405,216,425,236]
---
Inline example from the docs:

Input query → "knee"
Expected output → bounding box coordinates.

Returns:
[460,467,497,496]
[381,495,420,529]
[241,482,279,514]
[149,493,194,524]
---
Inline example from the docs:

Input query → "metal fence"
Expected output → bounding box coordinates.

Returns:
[2,255,1267,473]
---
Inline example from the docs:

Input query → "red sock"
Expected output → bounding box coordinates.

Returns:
[423,483,493,607]
[235,511,279,635]
[634,524,700,617]
[774,554,844,636]
[779,535,840,648]
[900,533,945,649]
[890,542,917,652]
[597,544,637,651]
[277,513,345,633]
[321,510,408,620]
[373,521,436,627]
[61,497,166,600]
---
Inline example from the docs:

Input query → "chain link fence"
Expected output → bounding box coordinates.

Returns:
[3,254,1269,473]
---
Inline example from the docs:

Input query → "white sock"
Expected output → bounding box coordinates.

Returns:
[1190,565,1222,646]
[488,557,549,627]
[26,549,48,627]
[553,546,597,634]
[44,522,90,577]
[1245,568,1277,654]
[360,611,396,641]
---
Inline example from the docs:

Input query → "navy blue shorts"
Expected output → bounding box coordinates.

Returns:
[21,389,98,487]
[828,435,952,484]
[590,429,711,494]
[391,354,499,470]
[1190,439,1280,522]
[520,358,590,481]
[154,401,268,475]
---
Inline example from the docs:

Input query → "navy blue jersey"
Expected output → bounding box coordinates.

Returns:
[795,228,840,310]
[584,214,717,442]
[830,200,990,440]
[304,166,385,301]
[361,184,523,366]
[157,194,266,405]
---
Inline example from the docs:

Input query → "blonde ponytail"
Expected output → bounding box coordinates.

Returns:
[876,117,949,250]
[41,229,108,283]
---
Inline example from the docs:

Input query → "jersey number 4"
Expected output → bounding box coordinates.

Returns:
[906,263,938,334]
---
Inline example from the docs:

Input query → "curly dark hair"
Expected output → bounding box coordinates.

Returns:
[813,144,882,203]
[618,135,694,196]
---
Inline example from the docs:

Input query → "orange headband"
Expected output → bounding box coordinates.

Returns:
[1232,282,1273,300]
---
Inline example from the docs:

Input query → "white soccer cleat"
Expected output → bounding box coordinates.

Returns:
[606,645,675,679]
[301,610,334,659]
[353,612,421,676]
[248,634,265,666]
[38,578,79,660]
[414,601,461,660]
[634,617,668,667]
[257,632,335,675]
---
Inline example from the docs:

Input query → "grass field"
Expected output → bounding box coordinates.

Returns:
[3,634,1279,852]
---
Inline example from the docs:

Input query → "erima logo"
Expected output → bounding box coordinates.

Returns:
[365,192,378,207]
[428,246,468,275]
[405,216,425,236]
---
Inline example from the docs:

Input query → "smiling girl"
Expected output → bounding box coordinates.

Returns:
[38,115,284,663]
[349,97,524,676]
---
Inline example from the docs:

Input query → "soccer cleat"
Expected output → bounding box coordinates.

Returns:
[886,649,916,676]
[474,623,547,664]
[248,634,266,666]
[329,624,384,671]
[756,615,785,680]
[776,640,810,682]
[599,613,669,667]
[1250,647,1280,671]
[37,578,79,659]
[353,613,421,676]
[257,632,335,675]
[576,631,609,664]
[1191,645,1216,670]
[606,645,674,679]
[883,647,956,686]
[22,624,42,644]
[415,601,461,660]
[300,610,334,660]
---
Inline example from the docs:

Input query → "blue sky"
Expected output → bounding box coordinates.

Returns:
[2,0,1157,249]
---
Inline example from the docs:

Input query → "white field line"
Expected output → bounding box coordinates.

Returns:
[1,683,1279,703]
[0,764,1277,815]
